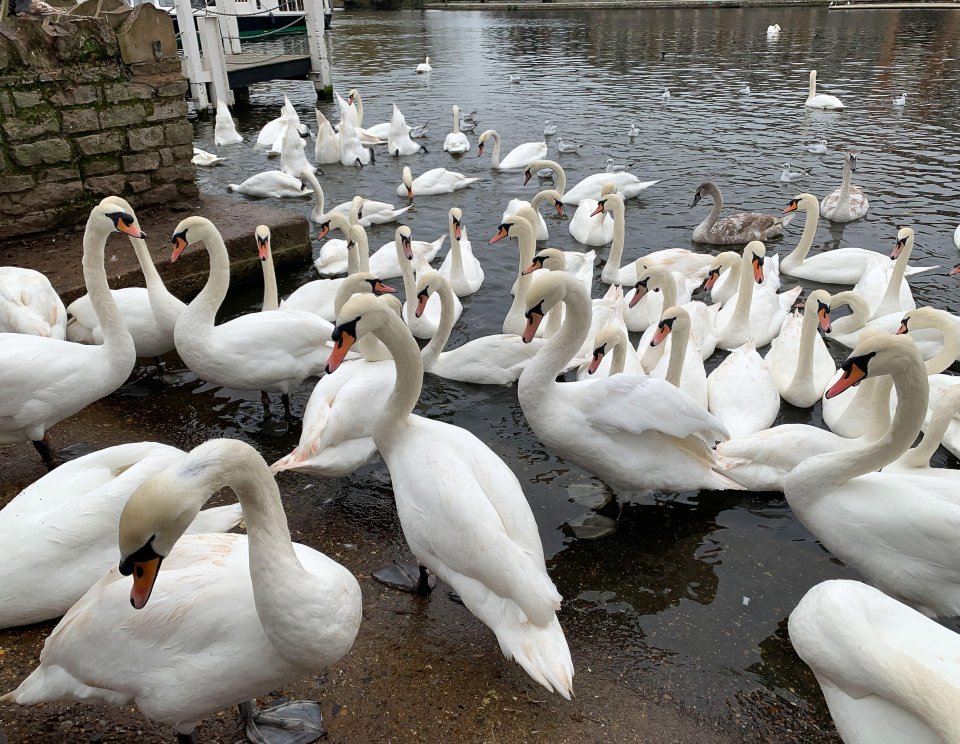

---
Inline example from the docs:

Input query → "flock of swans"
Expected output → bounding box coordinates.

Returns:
[3,66,960,744]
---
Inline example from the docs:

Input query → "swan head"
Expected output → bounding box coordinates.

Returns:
[784,193,818,213]
[92,200,146,240]
[414,270,448,318]
[587,325,627,375]
[896,306,949,337]
[347,88,360,105]
[327,293,398,372]
[334,271,396,318]
[591,192,622,217]
[401,166,414,199]
[476,129,497,158]
[523,248,565,275]
[650,306,690,347]
[489,214,533,245]
[805,288,833,333]
[522,272,583,343]
[825,333,922,399]
[254,225,271,262]
[535,189,565,217]
[449,207,463,240]
[170,216,215,261]
[744,241,767,284]
[316,210,351,240]
[395,225,414,260]
[601,181,618,197]
[700,251,739,292]
[691,181,718,209]
[629,266,669,307]
[844,150,859,172]
[891,226,914,259]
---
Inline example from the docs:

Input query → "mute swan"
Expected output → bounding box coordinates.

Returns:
[821,150,868,223]
[885,385,960,476]
[443,104,470,154]
[397,164,479,198]
[714,242,802,350]
[272,275,399,477]
[191,147,223,166]
[416,56,431,73]
[477,129,547,170]
[630,266,716,358]
[512,207,595,288]
[387,103,427,156]
[577,323,644,380]
[0,267,66,339]
[0,441,242,629]
[692,181,791,245]
[805,139,828,154]
[852,226,919,320]
[781,193,932,284]
[418,271,547,385]
[707,342,780,438]
[226,170,310,198]
[171,216,338,422]
[214,100,243,146]
[342,89,391,142]
[368,222,446,281]
[325,295,575,698]
[595,193,711,285]
[555,137,582,154]
[437,207,484,296]
[702,248,781,306]
[0,202,139,466]
[254,226,278,312]
[892,92,907,107]
[337,102,373,167]
[313,202,360,277]
[397,228,462,339]
[302,170,410,227]
[779,162,807,183]
[786,333,960,617]
[569,182,616,246]
[256,94,308,147]
[502,188,565,242]
[561,169,658,203]
[790,579,960,744]
[3,439,362,743]
[764,290,835,408]
[805,69,845,110]
[313,108,340,164]
[646,306,710,407]
[517,272,737,494]
[278,117,314,178]
[67,197,186,365]
[282,225,365,320]
[766,23,781,36]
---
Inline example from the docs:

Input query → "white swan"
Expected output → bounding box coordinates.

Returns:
[805,69,845,110]
[213,100,243,146]
[692,181,791,245]
[702,248,781,307]
[764,289,835,407]
[343,89,390,142]
[517,272,737,494]
[714,241,801,350]
[437,207,484,296]
[387,103,427,156]
[171,217,337,420]
[0,267,66,339]
[302,169,409,227]
[821,151,868,222]
[577,323,644,380]
[766,23,781,37]
[3,439,362,743]
[443,104,470,154]
[501,188,564,242]
[786,333,960,617]
[885,385,960,476]
[397,227,462,339]
[851,225,919,320]
[337,99,373,167]
[226,170,310,198]
[191,147,223,166]
[281,224,367,321]
[272,275,400,477]
[629,265,716,356]
[781,193,932,284]
[490,215,557,338]
[477,129,547,170]
[560,170,658,204]
[255,94,307,147]
[569,182,616,247]
[416,56,432,73]
[0,441,242,629]
[790,579,960,744]
[512,206,595,290]
[325,295,574,697]
[313,209,356,278]
[418,271,547,385]
[707,342,780,438]
[646,306,710,407]
[0,202,138,466]
[313,108,340,164]
[397,164,479,198]
[253,225,278,312]
[368,223,446,281]
[67,197,186,363]
[278,117,314,178]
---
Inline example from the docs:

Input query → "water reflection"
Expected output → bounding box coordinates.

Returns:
[186,5,960,735]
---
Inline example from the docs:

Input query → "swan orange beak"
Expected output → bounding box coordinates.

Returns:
[629,280,649,308]
[317,222,331,240]
[896,319,909,335]
[256,234,269,262]
[452,218,462,241]
[651,319,673,346]
[108,211,146,239]
[406,187,414,200]
[171,233,188,262]
[587,346,606,375]
[523,169,533,186]
[554,200,565,218]
[522,259,543,276]
[477,142,484,158]
[401,234,414,260]
[784,200,799,213]
[489,225,509,244]
[415,290,429,318]
[590,202,606,217]
[326,321,357,373]
[951,264,960,276]
[891,238,905,260]
[825,361,867,399]
[703,268,721,291]
[522,304,544,343]
[817,304,832,333]
[372,280,396,295]
[753,255,765,284]
[129,556,162,610]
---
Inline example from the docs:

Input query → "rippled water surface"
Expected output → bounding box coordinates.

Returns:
[189,6,960,736]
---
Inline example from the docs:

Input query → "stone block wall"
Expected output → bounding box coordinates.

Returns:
[0,6,198,236]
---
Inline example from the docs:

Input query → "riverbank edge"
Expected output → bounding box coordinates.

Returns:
[424,0,831,10]
[0,196,311,306]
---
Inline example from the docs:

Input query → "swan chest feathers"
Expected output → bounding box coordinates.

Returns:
[12,533,361,729]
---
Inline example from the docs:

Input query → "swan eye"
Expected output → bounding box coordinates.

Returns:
[119,535,161,576]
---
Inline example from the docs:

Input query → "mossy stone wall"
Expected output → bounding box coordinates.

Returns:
[0,4,198,236]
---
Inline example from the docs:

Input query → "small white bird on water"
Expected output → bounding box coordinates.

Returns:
[555,137,582,154]
[509,74,521,84]
[780,162,808,183]
[893,92,907,107]
[604,157,633,174]
[804,138,828,154]
[544,120,557,136]
[767,23,781,37]
[191,147,224,167]
[416,56,432,73]
[627,123,640,137]
[739,85,751,95]
[662,88,671,99]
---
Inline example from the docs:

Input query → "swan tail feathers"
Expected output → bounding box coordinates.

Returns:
[4,666,130,707]
[186,504,244,534]
[498,616,574,699]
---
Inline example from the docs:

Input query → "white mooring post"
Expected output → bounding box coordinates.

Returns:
[176,0,211,108]
[303,0,332,98]
[216,0,243,55]
[197,15,234,107]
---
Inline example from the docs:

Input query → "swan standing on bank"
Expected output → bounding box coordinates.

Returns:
[0,441,242,629]
[0,267,66,339]
[0,201,139,466]
[477,129,547,170]
[442,104,470,154]
[805,69,845,110]
[692,181,792,244]
[820,151,868,223]
[517,272,736,494]
[325,294,575,698]
[3,439,362,744]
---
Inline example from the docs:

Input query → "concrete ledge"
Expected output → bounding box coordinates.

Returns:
[0,195,310,305]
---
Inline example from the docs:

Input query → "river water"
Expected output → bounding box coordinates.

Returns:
[188,6,960,739]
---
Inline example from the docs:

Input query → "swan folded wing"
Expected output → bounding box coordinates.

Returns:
[580,375,729,442]
[717,424,842,472]
[711,212,786,243]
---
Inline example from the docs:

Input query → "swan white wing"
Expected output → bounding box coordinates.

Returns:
[707,344,780,438]
[0,268,66,339]
[368,235,446,280]
[437,234,484,297]
[497,141,548,170]
[430,335,544,385]
[563,172,658,204]
[568,200,613,246]
[502,199,548,241]
[280,278,344,321]
[314,239,350,277]
[69,287,175,358]
[443,132,470,153]
[806,93,845,109]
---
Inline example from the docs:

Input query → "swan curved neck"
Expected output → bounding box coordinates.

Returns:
[370,312,424,445]
[654,272,678,311]
[903,391,956,467]
[791,309,818,387]
[261,251,278,311]
[422,282,456,364]
[506,225,537,327]
[304,171,325,221]
[879,236,910,312]
[784,199,818,267]
[539,160,566,195]
[350,229,370,274]
[449,220,464,277]
[84,212,131,353]
[665,321,689,388]
[698,186,723,234]
[601,200,626,282]
[922,319,960,374]
[521,281,591,391]
[184,224,231,324]
[485,130,502,167]
[609,334,627,375]
[839,158,852,202]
